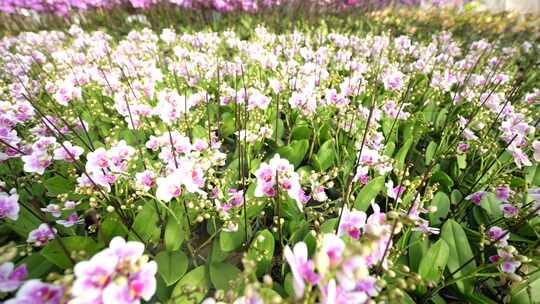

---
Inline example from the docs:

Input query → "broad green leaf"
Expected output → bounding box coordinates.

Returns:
[209,262,241,290]
[457,154,467,169]
[451,190,463,205]
[18,253,54,279]
[210,237,229,263]
[43,176,75,196]
[276,139,309,167]
[291,125,312,140]
[99,215,128,244]
[220,223,248,252]
[395,138,413,169]
[165,204,186,252]
[171,266,209,304]
[284,273,294,297]
[425,141,438,165]
[247,230,275,277]
[402,292,417,304]
[441,220,476,294]
[354,176,385,211]
[289,221,309,244]
[41,236,102,269]
[465,293,499,304]
[408,231,429,272]
[131,202,160,243]
[318,122,332,143]
[155,275,172,302]
[303,231,317,256]
[419,239,449,286]
[191,125,208,140]
[435,108,449,130]
[432,294,447,304]
[260,288,282,302]
[5,207,41,237]
[479,193,502,219]
[313,140,335,171]
[429,192,450,226]
[221,112,236,137]
[384,141,396,157]
[431,168,454,189]
[526,165,540,186]
[320,218,338,233]
[155,251,188,286]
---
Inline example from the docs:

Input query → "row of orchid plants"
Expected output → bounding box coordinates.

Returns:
[0,16,539,304]
[0,0,468,16]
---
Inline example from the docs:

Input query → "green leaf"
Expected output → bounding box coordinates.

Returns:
[210,237,229,263]
[18,253,55,279]
[291,125,312,140]
[354,176,385,211]
[435,108,449,130]
[394,138,413,169]
[43,176,75,196]
[155,251,188,286]
[220,223,248,252]
[284,272,294,297]
[408,231,429,272]
[209,262,241,290]
[429,192,450,226]
[384,141,396,157]
[276,139,309,167]
[191,125,207,139]
[425,141,438,165]
[303,232,317,256]
[131,202,160,243]
[431,168,454,189]
[155,275,172,302]
[221,112,236,137]
[5,207,41,237]
[419,239,449,286]
[451,190,463,205]
[318,122,332,143]
[313,140,335,171]
[465,293,499,304]
[402,292,417,304]
[457,154,467,169]
[260,288,282,302]
[320,218,338,233]
[441,220,476,294]
[171,266,209,304]
[247,230,275,277]
[99,215,128,244]
[41,236,102,269]
[526,165,540,186]
[165,204,186,252]
[479,193,502,219]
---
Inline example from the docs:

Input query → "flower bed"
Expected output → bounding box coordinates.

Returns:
[0,10,539,304]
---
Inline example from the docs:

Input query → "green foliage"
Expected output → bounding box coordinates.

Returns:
[354,176,386,211]
[441,220,476,295]
[155,250,189,286]
[42,237,102,269]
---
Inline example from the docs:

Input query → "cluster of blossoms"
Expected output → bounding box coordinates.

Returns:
[80,141,135,191]
[2,237,155,304]
[0,0,468,16]
[254,154,309,211]
[70,237,157,304]
[22,137,85,175]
